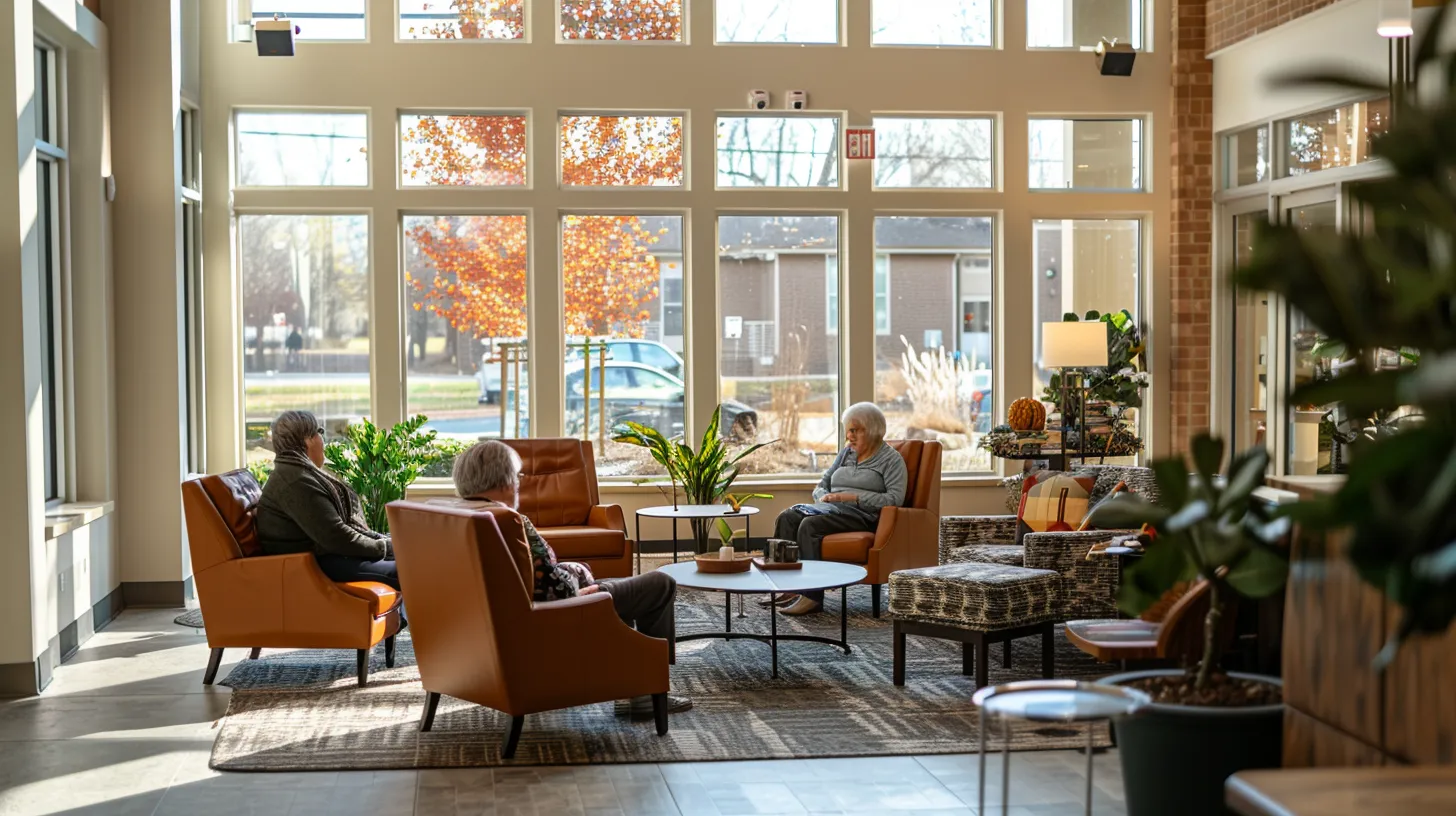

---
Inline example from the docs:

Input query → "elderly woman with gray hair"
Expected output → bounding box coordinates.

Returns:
[255,410,400,591]
[770,401,907,616]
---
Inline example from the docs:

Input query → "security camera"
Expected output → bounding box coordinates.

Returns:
[786,90,808,111]
[748,90,770,110]
[255,17,298,56]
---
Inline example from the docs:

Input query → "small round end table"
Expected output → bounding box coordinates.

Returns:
[972,679,1150,815]
[633,504,761,574]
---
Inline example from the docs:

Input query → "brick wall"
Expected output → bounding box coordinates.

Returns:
[1206,0,1341,53]
[1169,0,1215,450]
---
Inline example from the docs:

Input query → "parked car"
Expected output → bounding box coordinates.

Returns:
[477,338,684,404]
[963,368,993,433]
[563,360,758,441]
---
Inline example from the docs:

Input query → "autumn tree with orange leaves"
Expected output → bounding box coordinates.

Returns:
[402,52,683,355]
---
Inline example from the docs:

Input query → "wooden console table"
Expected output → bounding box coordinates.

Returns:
[1227,767,1456,815]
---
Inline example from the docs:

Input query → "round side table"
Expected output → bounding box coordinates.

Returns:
[972,680,1150,816]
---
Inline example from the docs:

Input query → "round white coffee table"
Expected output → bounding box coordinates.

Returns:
[657,559,868,678]
[634,504,761,574]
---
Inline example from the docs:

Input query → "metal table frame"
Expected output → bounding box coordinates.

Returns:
[633,504,760,575]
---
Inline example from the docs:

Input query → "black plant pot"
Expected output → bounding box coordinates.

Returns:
[1103,669,1283,816]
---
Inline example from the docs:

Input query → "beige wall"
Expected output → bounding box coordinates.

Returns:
[199,0,1174,503]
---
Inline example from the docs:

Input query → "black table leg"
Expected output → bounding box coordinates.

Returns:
[725,592,732,635]
[841,586,849,650]
[672,519,679,563]
[771,591,779,678]
[634,512,642,576]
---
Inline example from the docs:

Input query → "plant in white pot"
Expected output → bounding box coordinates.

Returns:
[1087,435,1289,816]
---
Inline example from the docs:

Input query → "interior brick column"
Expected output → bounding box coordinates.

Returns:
[1168,0,1214,452]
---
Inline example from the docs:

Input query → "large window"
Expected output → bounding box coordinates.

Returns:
[398,0,524,40]
[1030,118,1143,191]
[559,114,684,187]
[560,0,683,41]
[1031,219,1142,403]
[400,113,528,187]
[716,116,840,188]
[1282,98,1390,178]
[404,215,529,451]
[182,106,206,473]
[873,117,994,189]
[561,214,684,476]
[719,215,840,475]
[716,0,839,44]
[1229,210,1268,456]
[1283,200,1338,475]
[1027,0,1142,49]
[248,1,367,41]
[239,214,371,465]
[872,0,992,47]
[236,111,369,187]
[36,42,63,501]
[873,216,995,473]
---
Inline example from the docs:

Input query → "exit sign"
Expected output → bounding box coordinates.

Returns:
[846,127,876,160]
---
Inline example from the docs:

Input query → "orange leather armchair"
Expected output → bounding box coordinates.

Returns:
[820,440,942,617]
[386,500,670,758]
[503,438,633,578]
[181,471,403,686]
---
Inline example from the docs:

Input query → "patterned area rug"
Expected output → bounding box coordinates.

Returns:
[211,588,1114,770]
[174,608,205,629]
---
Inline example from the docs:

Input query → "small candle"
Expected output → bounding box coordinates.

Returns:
[718,545,734,561]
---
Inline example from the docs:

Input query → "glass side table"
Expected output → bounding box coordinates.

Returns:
[972,680,1150,816]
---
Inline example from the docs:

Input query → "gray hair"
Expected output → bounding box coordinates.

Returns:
[453,440,522,498]
[841,402,887,444]
[272,410,321,455]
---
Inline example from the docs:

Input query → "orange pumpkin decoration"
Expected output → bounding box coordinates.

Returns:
[1008,398,1047,431]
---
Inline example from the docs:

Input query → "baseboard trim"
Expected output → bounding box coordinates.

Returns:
[92,586,124,632]
[122,580,188,607]
[0,647,47,697]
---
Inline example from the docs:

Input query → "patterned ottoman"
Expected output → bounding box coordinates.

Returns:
[888,563,1059,689]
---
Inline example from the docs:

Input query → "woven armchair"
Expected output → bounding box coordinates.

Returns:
[939,466,1159,619]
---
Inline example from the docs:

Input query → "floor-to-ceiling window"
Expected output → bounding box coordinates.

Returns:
[35,41,65,502]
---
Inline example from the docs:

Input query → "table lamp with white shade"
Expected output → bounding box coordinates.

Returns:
[1042,321,1110,461]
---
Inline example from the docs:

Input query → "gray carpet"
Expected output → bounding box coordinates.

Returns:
[209,588,1115,770]
[174,608,205,629]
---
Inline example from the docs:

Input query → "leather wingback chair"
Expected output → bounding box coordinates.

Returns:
[386,500,670,758]
[820,440,942,617]
[181,471,403,686]
[502,438,633,578]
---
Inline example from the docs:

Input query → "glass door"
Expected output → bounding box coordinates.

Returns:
[1226,204,1271,456]
[1280,194,1339,475]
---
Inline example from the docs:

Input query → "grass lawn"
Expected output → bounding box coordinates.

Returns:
[244,378,481,418]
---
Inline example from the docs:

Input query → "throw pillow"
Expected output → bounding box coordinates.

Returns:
[1077,480,1130,532]
[1016,470,1097,546]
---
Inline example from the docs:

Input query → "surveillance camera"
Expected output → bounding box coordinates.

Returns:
[255,18,297,56]
[748,90,770,110]
[786,90,808,111]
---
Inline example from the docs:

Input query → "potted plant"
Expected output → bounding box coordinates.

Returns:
[324,415,437,533]
[1086,435,1289,816]
[613,406,777,554]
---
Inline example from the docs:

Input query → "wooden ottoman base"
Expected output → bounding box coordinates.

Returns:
[892,618,1055,689]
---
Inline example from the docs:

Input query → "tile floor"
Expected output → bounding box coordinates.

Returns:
[0,607,1128,815]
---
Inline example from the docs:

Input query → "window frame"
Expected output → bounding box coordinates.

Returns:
[1028,116,1147,193]
[233,107,372,190]
[181,104,206,473]
[398,110,533,189]
[394,0,530,43]
[556,0,687,44]
[1024,0,1147,52]
[714,112,845,191]
[873,253,891,335]
[556,110,688,190]
[870,114,998,192]
[713,0,843,46]
[1276,96,1390,181]
[35,39,67,505]
[870,0,997,49]
[238,0,371,43]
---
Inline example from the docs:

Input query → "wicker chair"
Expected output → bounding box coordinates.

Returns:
[939,465,1159,620]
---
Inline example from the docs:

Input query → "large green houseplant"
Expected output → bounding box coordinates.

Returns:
[613,406,777,554]
[324,415,437,533]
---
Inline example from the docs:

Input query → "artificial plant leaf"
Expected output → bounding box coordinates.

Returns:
[1086,493,1169,530]
[1219,446,1270,513]
[1225,543,1290,599]
[1164,500,1211,534]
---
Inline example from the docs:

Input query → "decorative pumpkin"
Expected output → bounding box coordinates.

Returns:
[1008,398,1047,431]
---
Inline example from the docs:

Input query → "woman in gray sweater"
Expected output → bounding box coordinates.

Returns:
[771,402,907,616]
[255,410,399,590]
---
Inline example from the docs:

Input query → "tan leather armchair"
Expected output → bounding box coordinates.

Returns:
[386,500,670,758]
[820,440,942,617]
[181,471,403,686]
[502,438,633,578]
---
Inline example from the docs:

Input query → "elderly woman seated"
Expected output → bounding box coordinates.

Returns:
[255,410,399,591]
[770,401,907,616]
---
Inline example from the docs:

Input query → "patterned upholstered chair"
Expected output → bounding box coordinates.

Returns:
[939,465,1160,620]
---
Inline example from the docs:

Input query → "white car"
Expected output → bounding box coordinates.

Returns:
[477,338,683,404]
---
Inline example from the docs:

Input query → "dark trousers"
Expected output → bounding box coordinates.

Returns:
[315,555,406,626]
[773,508,874,603]
[598,571,676,640]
